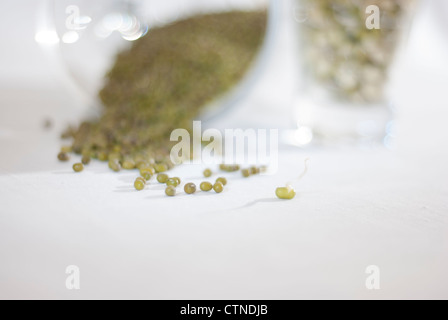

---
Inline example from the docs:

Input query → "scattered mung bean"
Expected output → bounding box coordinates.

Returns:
[184,183,197,194]
[134,178,146,191]
[213,181,224,193]
[216,177,227,186]
[203,169,212,177]
[275,185,296,200]
[165,186,176,197]
[157,173,169,184]
[200,182,213,192]
[58,152,70,162]
[73,163,84,173]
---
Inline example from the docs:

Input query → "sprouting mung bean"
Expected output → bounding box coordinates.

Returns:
[275,185,296,200]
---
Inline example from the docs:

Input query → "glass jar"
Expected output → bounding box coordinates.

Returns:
[36,0,275,122]
[293,0,417,147]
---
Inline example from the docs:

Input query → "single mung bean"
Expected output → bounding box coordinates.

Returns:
[213,181,224,193]
[140,167,155,176]
[134,178,146,191]
[140,168,154,180]
[57,152,70,162]
[122,159,136,170]
[97,152,108,162]
[250,166,260,175]
[108,152,121,161]
[136,177,146,184]
[275,185,296,200]
[165,186,176,197]
[81,155,91,165]
[203,168,212,177]
[155,163,168,173]
[220,164,240,172]
[141,172,152,181]
[157,173,169,183]
[184,183,197,194]
[173,177,181,185]
[166,178,178,187]
[73,163,84,173]
[137,161,149,170]
[241,169,251,178]
[216,177,227,186]
[108,160,121,172]
[61,146,72,153]
[200,182,213,191]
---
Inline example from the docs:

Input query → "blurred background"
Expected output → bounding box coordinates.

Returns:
[1,0,448,172]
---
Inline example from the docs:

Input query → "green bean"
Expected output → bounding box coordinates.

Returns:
[241,169,250,178]
[58,152,70,162]
[213,181,224,193]
[81,155,91,165]
[134,178,146,191]
[203,169,212,177]
[165,186,176,197]
[216,177,227,186]
[73,163,84,173]
[275,186,296,200]
[184,183,196,194]
[166,178,178,187]
[200,182,213,192]
[108,160,121,172]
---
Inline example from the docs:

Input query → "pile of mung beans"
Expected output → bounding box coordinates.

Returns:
[56,10,302,200]
[57,11,267,186]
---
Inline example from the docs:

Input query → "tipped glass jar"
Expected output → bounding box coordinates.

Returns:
[293,0,417,147]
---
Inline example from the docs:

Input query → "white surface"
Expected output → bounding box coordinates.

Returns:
[0,0,448,299]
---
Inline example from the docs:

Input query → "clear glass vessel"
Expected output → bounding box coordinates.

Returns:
[36,0,275,122]
[293,0,417,147]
